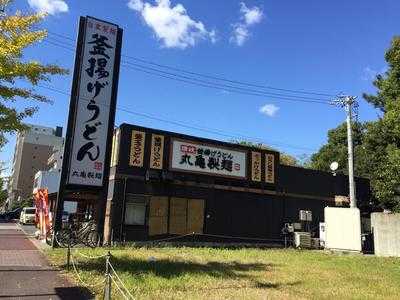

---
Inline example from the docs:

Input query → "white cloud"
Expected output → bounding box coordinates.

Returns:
[28,0,68,15]
[231,24,248,46]
[231,2,263,46]
[240,2,263,26]
[259,104,279,117]
[127,0,216,49]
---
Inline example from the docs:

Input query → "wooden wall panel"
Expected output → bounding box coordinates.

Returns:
[148,196,168,236]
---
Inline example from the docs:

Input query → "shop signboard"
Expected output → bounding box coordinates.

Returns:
[67,16,122,187]
[170,139,247,178]
[265,153,275,183]
[251,151,262,182]
[150,134,164,169]
[130,131,145,167]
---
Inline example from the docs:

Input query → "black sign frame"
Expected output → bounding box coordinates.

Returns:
[53,16,123,245]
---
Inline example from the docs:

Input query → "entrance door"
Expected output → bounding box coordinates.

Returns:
[187,199,205,234]
[169,197,187,235]
[148,196,168,236]
[169,198,205,235]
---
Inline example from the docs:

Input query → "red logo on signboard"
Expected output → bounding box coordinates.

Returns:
[94,162,103,171]
[234,163,240,171]
[180,144,197,154]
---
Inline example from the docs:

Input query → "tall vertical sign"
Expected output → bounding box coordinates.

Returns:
[67,17,122,186]
[53,16,123,243]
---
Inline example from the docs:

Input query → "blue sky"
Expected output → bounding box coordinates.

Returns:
[1,0,399,172]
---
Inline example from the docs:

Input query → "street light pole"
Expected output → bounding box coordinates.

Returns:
[332,95,358,208]
[345,97,356,208]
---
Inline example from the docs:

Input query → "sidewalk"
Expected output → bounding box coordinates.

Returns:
[0,222,93,299]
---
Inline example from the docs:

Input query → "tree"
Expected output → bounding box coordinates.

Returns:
[309,122,370,177]
[10,197,32,210]
[0,162,8,209]
[373,144,400,212]
[0,0,68,147]
[365,99,400,211]
[363,37,400,112]
[233,140,299,166]
[310,37,400,212]
[0,176,7,209]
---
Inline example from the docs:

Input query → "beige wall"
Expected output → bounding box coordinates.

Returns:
[15,143,53,200]
[8,125,64,206]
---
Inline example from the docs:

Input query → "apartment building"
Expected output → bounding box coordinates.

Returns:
[7,124,64,207]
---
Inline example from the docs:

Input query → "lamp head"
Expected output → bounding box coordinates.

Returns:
[330,161,339,172]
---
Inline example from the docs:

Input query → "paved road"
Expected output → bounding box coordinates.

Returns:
[19,224,38,237]
[0,222,93,299]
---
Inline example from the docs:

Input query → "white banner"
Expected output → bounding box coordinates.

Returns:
[68,17,119,186]
[170,139,247,178]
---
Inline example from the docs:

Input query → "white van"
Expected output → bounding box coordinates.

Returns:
[19,207,36,225]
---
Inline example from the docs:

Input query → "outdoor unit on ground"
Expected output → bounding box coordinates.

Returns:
[294,232,311,248]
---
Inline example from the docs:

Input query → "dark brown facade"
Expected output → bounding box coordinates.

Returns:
[104,123,371,244]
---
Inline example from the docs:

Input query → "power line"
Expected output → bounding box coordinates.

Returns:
[48,31,75,41]
[37,83,318,152]
[121,63,331,105]
[46,31,338,98]
[122,60,331,102]
[121,55,336,98]
[43,39,75,52]
[43,37,333,105]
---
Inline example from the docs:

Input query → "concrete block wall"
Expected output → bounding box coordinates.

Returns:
[371,212,400,257]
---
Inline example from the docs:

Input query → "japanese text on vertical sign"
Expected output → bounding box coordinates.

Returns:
[251,152,261,182]
[265,154,275,183]
[130,131,145,167]
[150,134,164,169]
[68,17,120,186]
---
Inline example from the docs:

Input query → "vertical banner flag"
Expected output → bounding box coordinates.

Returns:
[67,17,122,186]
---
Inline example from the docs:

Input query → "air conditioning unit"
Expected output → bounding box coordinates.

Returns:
[294,232,311,248]
[299,210,312,221]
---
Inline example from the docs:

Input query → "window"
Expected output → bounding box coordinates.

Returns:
[124,195,148,225]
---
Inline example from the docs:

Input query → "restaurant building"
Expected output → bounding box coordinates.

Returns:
[103,123,371,244]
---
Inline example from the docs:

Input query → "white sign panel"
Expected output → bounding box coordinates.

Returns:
[68,17,119,186]
[170,139,247,178]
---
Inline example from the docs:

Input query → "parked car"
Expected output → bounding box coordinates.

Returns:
[19,207,36,225]
[3,208,22,221]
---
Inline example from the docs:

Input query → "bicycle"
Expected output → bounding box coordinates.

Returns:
[48,219,100,248]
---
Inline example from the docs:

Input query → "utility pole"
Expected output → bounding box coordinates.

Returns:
[332,95,358,208]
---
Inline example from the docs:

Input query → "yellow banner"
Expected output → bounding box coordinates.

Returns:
[251,151,262,182]
[150,134,164,169]
[129,130,145,167]
[265,154,275,183]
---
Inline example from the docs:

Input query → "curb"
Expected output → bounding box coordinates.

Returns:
[16,223,51,252]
